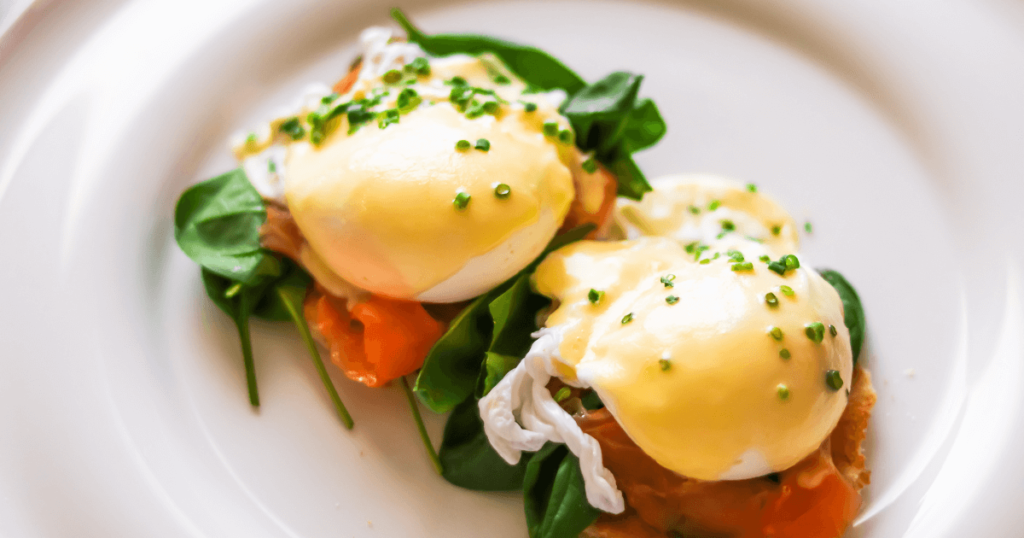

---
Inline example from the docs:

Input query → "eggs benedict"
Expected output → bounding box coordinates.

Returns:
[237,27,588,304]
[478,175,874,536]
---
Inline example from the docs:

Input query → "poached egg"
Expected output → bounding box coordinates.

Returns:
[479,176,853,513]
[236,28,579,304]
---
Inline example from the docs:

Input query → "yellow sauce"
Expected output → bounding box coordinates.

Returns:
[615,174,799,257]
[533,237,852,480]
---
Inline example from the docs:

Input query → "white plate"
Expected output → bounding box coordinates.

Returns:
[2,0,1023,536]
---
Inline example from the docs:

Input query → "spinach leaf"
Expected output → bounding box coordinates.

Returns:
[561,72,664,200]
[581,391,604,411]
[414,290,500,414]
[270,261,354,428]
[488,273,550,357]
[818,269,866,363]
[200,269,264,406]
[416,224,594,412]
[623,98,667,153]
[174,168,280,284]
[523,443,601,538]
[478,352,523,398]
[562,72,643,156]
[439,396,533,490]
[391,8,585,94]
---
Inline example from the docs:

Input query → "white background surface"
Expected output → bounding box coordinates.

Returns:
[1,0,1023,536]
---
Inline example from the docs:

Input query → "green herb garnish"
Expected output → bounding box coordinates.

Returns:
[805,322,825,343]
[453,191,472,210]
[825,370,844,391]
[588,289,604,305]
[660,274,675,288]
[621,312,634,324]
[475,138,491,151]
[666,295,679,305]
[494,183,511,199]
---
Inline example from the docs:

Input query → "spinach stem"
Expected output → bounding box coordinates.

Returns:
[401,376,443,475]
[233,301,259,407]
[277,288,354,429]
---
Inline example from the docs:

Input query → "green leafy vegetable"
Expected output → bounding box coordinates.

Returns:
[488,273,550,357]
[392,8,585,94]
[271,262,353,428]
[478,352,522,398]
[174,168,279,284]
[818,269,866,363]
[438,396,532,490]
[176,169,353,425]
[415,291,498,413]
[523,443,601,538]
[201,269,263,406]
[415,224,594,413]
[401,377,443,474]
[561,72,665,199]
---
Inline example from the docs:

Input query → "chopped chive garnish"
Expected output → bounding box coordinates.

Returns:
[410,57,431,75]
[482,100,500,114]
[658,359,672,371]
[543,121,559,136]
[771,225,781,236]
[805,322,825,343]
[621,312,634,324]
[708,200,720,211]
[805,221,813,233]
[825,370,843,391]
[558,129,573,143]
[716,232,727,239]
[784,254,800,270]
[554,386,572,402]
[721,220,735,232]
[448,76,467,86]
[453,191,471,210]
[523,101,538,112]
[494,183,511,199]
[666,295,679,305]
[777,384,790,400]
[268,161,276,173]
[727,250,744,262]
[746,183,758,193]
[689,205,700,215]
[767,261,786,275]
[279,117,306,140]
[383,69,403,84]
[588,289,604,305]
[475,138,490,151]
[699,258,711,265]
[829,324,838,337]
[780,348,791,359]
[759,255,770,263]
[245,132,257,143]
[378,108,400,129]
[660,274,676,288]
[769,326,783,341]
[765,292,779,307]
[732,262,753,272]
[779,285,794,296]
[581,158,597,173]
[397,87,421,110]
[455,139,471,150]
